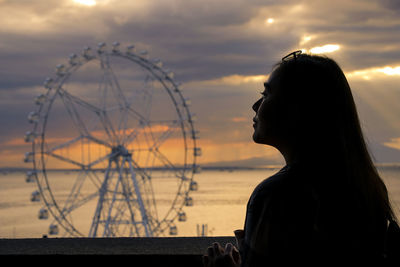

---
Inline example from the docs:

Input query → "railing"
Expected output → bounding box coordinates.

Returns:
[0,236,236,266]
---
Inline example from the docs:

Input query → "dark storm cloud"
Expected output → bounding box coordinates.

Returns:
[98,0,297,81]
[2,0,397,86]
[1,0,399,72]
[0,0,299,87]
[380,0,400,12]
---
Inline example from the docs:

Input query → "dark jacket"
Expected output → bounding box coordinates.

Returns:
[241,163,387,266]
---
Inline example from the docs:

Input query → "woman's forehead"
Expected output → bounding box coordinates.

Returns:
[264,71,280,91]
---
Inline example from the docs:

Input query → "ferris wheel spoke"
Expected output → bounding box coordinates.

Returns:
[122,127,141,147]
[109,67,128,109]
[123,117,168,147]
[138,172,159,222]
[58,89,91,137]
[143,74,154,114]
[126,106,149,125]
[61,192,100,220]
[123,74,154,123]
[88,170,106,189]
[46,135,84,154]
[98,111,120,144]
[117,104,133,145]
[59,87,120,146]
[85,134,113,149]
[151,149,185,178]
[98,64,108,110]
[129,158,152,181]
[44,151,85,169]
[101,55,127,110]
[87,151,117,168]
[59,88,102,114]
[124,120,179,150]
[45,134,112,162]
[59,170,99,217]
[149,124,178,150]
[61,170,87,211]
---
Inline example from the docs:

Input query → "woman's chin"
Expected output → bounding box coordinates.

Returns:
[252,132,264,144]
[252,131,274,145]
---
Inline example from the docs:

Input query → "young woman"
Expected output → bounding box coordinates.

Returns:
[203,51,397,266]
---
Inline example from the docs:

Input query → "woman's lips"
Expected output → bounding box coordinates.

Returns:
[252,118,257,127]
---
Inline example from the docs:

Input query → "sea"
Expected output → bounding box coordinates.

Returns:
[0,166,399,238]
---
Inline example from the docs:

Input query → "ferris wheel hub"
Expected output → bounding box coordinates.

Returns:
[110,145,131,161]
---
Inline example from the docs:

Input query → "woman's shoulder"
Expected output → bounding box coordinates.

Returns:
[250,166,293,199]
[250,163,310,202]
[257,164,300,188]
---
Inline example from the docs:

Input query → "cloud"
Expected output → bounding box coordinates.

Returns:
[307,44,341,54]
[384,137,400,150]
[346,64,400,80]
[231,117,248,123]
[1,0,400,166]
[192,74,267,86]
[380,0,400,13]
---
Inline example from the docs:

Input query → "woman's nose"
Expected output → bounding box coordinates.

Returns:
[252,98,262,112]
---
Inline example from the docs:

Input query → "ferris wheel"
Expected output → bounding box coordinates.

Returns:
[23,42,201,237]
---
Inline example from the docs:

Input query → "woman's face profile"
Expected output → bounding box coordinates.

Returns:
[252,70,285,147]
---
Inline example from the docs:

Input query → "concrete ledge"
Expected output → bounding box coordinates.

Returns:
[0,236,236,266]
[0,236,236,255]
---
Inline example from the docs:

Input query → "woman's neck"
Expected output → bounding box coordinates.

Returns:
[275,143,298,166]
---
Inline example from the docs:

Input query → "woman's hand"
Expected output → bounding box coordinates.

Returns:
[203,242,241,267]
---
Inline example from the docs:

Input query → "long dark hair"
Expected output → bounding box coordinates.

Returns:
[272,53,396,231]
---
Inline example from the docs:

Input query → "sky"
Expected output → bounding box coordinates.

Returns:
[0,0,400,168]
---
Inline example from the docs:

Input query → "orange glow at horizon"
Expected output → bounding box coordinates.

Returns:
[0,134,283,169]
[0,123,190,169]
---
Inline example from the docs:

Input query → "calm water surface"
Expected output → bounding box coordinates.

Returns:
[0,167,399,238]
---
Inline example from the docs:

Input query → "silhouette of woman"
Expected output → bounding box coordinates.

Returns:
[203,51,397,266]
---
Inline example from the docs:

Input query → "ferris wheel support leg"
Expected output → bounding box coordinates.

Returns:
[127,157,152,237]
[102,172,121,237]
[116,157,141,236]
[89,160,113,237]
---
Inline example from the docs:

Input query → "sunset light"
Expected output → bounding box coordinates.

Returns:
[300,35,313,45]
[309,44,340,54]
[73,0,97,6]
[265,18,275,24]
[379,66,400,76]
[198,74,267,86]
[346,65,400,80]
